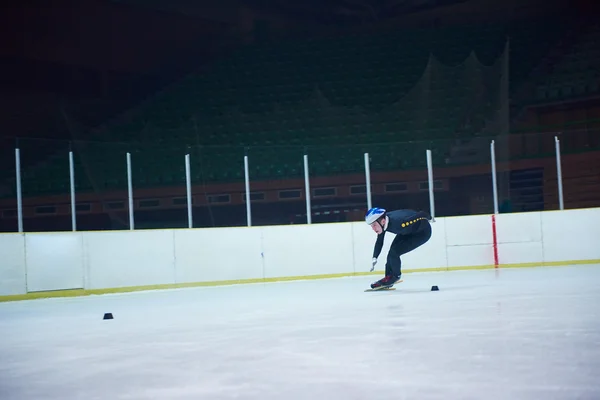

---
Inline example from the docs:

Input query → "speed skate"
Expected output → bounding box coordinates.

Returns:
[364,280,403,292]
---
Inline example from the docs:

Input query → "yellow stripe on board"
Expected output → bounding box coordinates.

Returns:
[1,259,599,303]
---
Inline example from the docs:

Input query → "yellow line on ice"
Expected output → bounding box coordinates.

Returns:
[1,259,599,302]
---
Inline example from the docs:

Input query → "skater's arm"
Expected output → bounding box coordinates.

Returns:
[372,232,385,259]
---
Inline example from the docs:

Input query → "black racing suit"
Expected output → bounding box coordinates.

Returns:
[372,209,432,277]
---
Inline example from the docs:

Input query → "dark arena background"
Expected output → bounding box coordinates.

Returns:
[1,0,599,232]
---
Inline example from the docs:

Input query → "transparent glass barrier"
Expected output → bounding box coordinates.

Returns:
[189,144,246,228]
[0,136,18,232]
[2,125,599,232]
[10,137,73,231]
[244,144,305,226]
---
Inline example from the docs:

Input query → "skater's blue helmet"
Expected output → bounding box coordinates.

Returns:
[365,207,386,225]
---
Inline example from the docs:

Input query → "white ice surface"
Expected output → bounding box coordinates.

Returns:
[1,265,600,400]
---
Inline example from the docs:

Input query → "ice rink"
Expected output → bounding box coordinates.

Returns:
[1,264,599,400]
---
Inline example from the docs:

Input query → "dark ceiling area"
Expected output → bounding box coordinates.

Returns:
[107,0,469,24]
[1,0,465,104]
[0,0,580,138]
[242,0,468,23]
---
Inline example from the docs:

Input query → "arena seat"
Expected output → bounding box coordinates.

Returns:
[533,23,600,102]
[2,14,582,198]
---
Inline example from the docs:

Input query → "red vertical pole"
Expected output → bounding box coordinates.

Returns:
[492,214,499,268]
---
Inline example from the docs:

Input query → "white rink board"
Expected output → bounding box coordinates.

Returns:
[496,212,543,265]
[0,234,26,295]
[542,208,600,262]
[84,230,175,289]
[498,242,544,265]
[174,227,263,283]
[1,208,600,296]
[262,223,355,278]
[447,244,493,268]
[25,233,84,292]
[445,215,492,246]
[445,215,493,268]
[496,212,542,243]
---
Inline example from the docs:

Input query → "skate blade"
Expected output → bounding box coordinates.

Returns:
[364,279,403,292]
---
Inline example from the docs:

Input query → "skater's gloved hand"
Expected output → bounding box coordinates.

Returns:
[370,257,377,272]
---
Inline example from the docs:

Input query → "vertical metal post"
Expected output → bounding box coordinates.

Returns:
[491,140,499,215]
[426,149,436,220]
[69,151,77,231]
[126,152,134,230]
[303,154,312,224]
[185,154,193,228]
[15,148,23,233]
[364,152,372,210]
[244,154,252,226]
[555,136,564,210]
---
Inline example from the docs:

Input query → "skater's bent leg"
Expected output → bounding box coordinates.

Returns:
[385,262,392,276]
[386,236,403,277]
[386,222,433,277]
[397,221,432,254]
[385,255,401,277]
